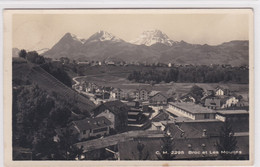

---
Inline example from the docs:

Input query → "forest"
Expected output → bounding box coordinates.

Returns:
[13,84,83,160]
[127,65,249,84]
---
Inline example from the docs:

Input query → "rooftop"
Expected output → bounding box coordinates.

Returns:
[205,98,221,107]
[168,121,224,139]
[175,119,220,123]
[216,110,249,115]
[74,130,165,151]
[72,116,112,131]
[169,102,216,114]
[152,111,170,122]
[149,91,160,97]
[118,136,249,160]
[111,88,122,92]
[93,100,129,116]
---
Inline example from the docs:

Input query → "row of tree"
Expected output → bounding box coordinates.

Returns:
[127,66,249,84]
[19,49,45,64]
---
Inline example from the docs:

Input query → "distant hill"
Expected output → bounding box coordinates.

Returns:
[159,40,249,66]
[12,58,95,115]
[41,30,249,66]
[12,48,20,57]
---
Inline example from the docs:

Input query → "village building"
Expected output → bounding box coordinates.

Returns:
[180,94,196,103]
[149,91,169,105]
[77,61,90,65]
[214,86,230,96]
[59,57,70,64]
[78,81,87,91]
[205,90,215,96]
[216,110,249,122]
[95,91,110,100]
[93,100,129,131]
[86,82,100,93]
[110,88,131,100]
[204,98,221,109]
[220,96,239,108]
[127,108,143,124]
[135,88,150,101]
[204,96,239,109]
[151,110,170,122]
[167,102,216,120]
[235,99,249,109]
[215,87,224,96]
[149,111,171,131]
[141,101,150,112]
[215,110,249,132]
[117,135,249,160]
[74,130,165,160]
[110,88,123,100]
[59,116,113,141]
[106,61,115,66]
[150,122,166,131]
[124,101,140,108]
[102,86,113,92]
[166,121,223,139]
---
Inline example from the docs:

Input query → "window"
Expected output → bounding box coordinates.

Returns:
[93,127,108,133]
[204,114,210,119]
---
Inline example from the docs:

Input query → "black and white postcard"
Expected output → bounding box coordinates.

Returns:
[3,9,254,166]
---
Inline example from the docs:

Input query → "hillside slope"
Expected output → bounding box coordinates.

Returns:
[13,59,95,115]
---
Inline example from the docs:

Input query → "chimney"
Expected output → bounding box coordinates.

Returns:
[202,129,207,137]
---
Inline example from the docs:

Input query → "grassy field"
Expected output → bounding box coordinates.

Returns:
[76,72,249,99]
[68,65,249,99]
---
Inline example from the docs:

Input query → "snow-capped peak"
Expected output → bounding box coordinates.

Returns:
[130,29,177,46]
[36,48,49,54]
[87,30,124,43]
[70,33,86,44]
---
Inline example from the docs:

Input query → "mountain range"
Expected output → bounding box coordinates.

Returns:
[20,29,249,66]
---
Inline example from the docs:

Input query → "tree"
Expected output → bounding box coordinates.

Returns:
[217,119,238,160]
[156,135,175,160]
[131,141,149,160]
[26,51,45,64]
[55,127,81,160]
[19,49,27,59]
[50,106,71,127]
[12,85,82,160]
[33,129,58,160]
[126,65,248,84]
[237,95,243,101]
[189,85,204,103]
[41,63,72,87]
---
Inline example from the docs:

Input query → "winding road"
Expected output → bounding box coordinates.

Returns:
[72,76,81,87]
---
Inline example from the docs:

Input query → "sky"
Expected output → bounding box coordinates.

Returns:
[12,10,251,51]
